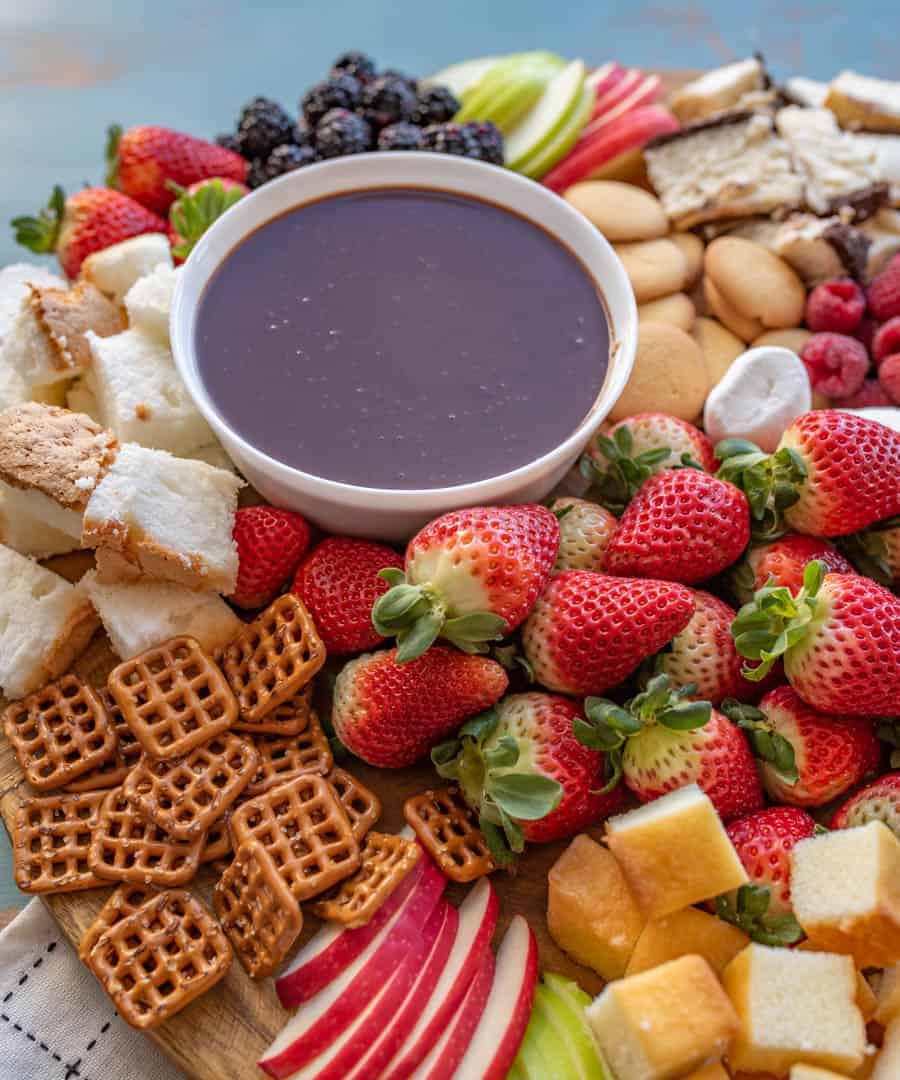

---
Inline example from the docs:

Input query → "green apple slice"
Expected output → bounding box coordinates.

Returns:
[542,974,614,1080]
[455,52,565,123]
[515,985,572,1080]
[516,81,593,179]
[425,56,500,100]
[504,59,586,170]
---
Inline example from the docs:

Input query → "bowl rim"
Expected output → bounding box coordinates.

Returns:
[170,151,637,507]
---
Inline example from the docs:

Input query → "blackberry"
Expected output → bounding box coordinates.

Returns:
[359,75,417,129]
[411,85,460,126]
[316,109,373,158]
[420,122,480,158]
[246,158,269,190]
[380,68,418,93]
[377,123,423,151]
[236,97,295,159]
[263,144,319,180]
[214,132,241,154]
[293,119,314,148]
[330,50,376,83]
[463,121,505,165]
[302,75,362,127]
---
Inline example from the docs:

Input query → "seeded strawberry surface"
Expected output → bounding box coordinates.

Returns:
[230,506,311,609]
[831,772,900,837]
[551,498,616,573]
[56,188,166,278]
[745,534,853,597]
[593,412,717,474]
[726,806,816,914]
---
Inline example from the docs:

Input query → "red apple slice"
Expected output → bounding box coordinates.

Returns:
[586,61,625,99]
[590,68,642,120]
[541,105,679,193]
[280,902,450,1080]
[452,915,539,1080]
[414,949,496,1080]
[382,878,499,1080]
[275,853,442,1008]
[580,73,662,138]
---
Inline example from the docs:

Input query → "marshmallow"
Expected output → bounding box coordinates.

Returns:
[838,406,900,434]
[703,346,812,453]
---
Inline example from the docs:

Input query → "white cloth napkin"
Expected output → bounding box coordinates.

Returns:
[0,900,185,1080]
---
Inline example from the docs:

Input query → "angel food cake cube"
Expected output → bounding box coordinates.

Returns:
[81,233,172,304]
[124,263,177,345]
[0,485,78,559]
[82,443,242,592]
[86,328,213,455]
[0,544,99,699]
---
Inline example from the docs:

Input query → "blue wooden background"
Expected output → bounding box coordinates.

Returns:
[1,0,898,908]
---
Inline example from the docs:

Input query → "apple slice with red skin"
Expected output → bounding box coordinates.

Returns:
[382,878,499,1080]
[452,915,539,1080]
[586,61,625,99]
[541,105,679,193]
[279,902,451,1080]
[589,68,643,120]
[414,948,496,1080]
[275,852,441,1008]
[580,73,662,138]
[260,861,445,1076]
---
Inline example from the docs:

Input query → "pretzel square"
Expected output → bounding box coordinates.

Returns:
[13,791,107,893]
[85,889,232,1029]
[312,831,421,928]
[64,688,141,792]
[3,675,117,791]
[89,789,204,886]
[99,686,141,765]
[214,840,303,979]
[220,595,325,724]
[245,712,333,796]
[230,774,359,902]
[403,787,495,883]
[107,636,237,761]
[328,767,381,843]
[79,883,161,961]
[62,747,130,792]
[200,816,232,864]
[122,734,259,840]
[233,684,313,736]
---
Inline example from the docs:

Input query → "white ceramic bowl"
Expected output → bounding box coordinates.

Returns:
[171,152,637,541]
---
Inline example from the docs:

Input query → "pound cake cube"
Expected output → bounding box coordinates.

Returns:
[722,944,866,1076]
[790,1067,854,1080]
[872,1018,900,1080]
[547,833,645,980]
[124,263,177,345]
[82,443,242,593]
[625,905,749,976]
[82,570,241,659]
[0,544,99,699]
[605,785,748,918]
[0,485,78,559]
[683,1064,730,1080]
[875,963,900,1026]
[586,954,738,1080]
[86,328,213,455]
[81,233,172,303]
[791,821,900,969]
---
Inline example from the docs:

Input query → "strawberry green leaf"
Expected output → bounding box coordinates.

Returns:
[105,124,123,188]
[657,699,711,731]
[11,185,65,255]
[395,610,444,663]
[573,716,625,752]
[594,747,624,795]
[583,697,643,734]
[443,612,508,646]
[459,708,499,742]
[372,584,429,628]
[169,178,248,260]
[431,738,462,770]
[580,424,678,515]
[487,773,562,821]
[483,735,519,770]
[491,643,535,681]
[480,815,519,865]
[715,885,804,947]
[378,567,407,587]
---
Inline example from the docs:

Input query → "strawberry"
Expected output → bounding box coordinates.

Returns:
[731,533,854,604]
[602,469,751,584]
[168,177,248,261]
[831,772,900,838]
[551,497,616,572]
[432,693,626,859]
[717,410,900,539]
[292,537,403,654]
[581,412,716,514]
[732,561,900,715]
[722,687,879,808]
[229,505,312,610]
[331,646,509,767]
[372,505,559,662]
[574,673,763,822]
[717,808,814,944]
[107,124,248,214]
[838,521,900,586]
[12,185,166,279]
[521,570,694,696]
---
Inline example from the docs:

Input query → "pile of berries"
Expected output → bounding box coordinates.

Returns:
[216,51,504,190]
[800,253,900,406]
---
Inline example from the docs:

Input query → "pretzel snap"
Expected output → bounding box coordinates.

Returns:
[245,712,333,796]
[403,786,496,883]
[13,790,107,893]
[312,831,421,928]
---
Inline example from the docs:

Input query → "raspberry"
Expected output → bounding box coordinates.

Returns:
[879,354,900,404]
[873,316,900,365]
[805,277,866,334]
[853,314,877,355]
[832,378,893,408]
[800,332,870,398]
[868,253,900,321]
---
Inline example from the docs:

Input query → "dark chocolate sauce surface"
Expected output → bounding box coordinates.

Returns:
[195,187,609,489]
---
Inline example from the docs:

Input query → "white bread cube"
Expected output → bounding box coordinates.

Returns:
[0,263,66,348]
[82,569,241,659]
[0,402,118,539]
[872,1018,900,1080]
[0,482,79,558]
[80,233,172,303]
[66,378,100,422]
[0,544,99,699]
[586,954,739,1080]
[792,822,900,969]
[0,279,124,389]
[605,785,748,918]
[86,328,213,455]
[722,944,865,1076]
[82,443,242,592]
[124,263,177,345]
[670,57,767,123]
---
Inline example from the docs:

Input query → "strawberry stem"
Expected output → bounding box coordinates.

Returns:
[169,178,247,261]
[715,885,804,946]
[10,185,65,255]
[105,124,123,188]
[580,424,676,515]
[721,699,799,784]
[715,439,808,541]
